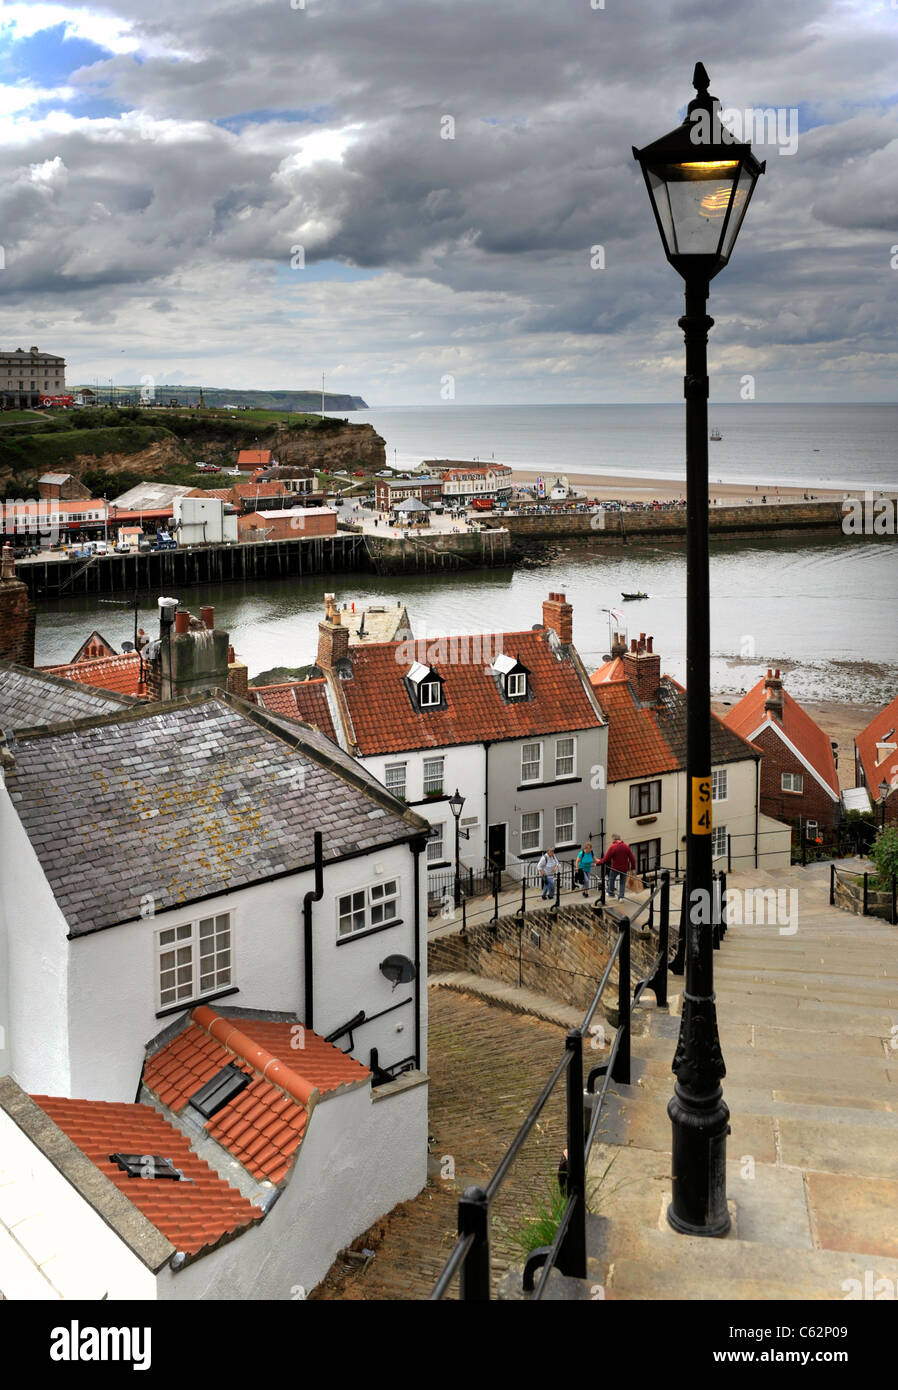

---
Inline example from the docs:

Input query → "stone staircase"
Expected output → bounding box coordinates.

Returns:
[560,861,898,1301]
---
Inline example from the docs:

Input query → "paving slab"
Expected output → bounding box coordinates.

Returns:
[806,1173,898,1259]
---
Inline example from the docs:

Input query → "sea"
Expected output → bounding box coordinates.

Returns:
[31,402,898,708]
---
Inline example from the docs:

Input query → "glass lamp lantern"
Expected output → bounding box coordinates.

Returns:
[633,63,765,281]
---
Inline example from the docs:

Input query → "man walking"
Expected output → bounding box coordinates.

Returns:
[599,834,636,901]
[537,846,560,900]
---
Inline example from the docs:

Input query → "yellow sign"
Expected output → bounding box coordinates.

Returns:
[691,777,712,834]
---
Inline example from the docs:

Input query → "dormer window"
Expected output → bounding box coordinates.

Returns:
[492,652,529,700]
[406,661,444,712]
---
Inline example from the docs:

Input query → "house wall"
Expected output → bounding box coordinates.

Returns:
[0,781,72,1095]
[0,1107,158,1299]
[606,758,761,873]
[753,725,840,837]
[155,1074,428,1300]
[361,743,486,885]
[15,841,424,1102]
[489,725,608,864]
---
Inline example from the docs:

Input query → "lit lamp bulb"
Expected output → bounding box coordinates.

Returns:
[700,187,733,217]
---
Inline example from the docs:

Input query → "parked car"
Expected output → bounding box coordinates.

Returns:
[114,541,131,553]
[196,462,221,473]
[92,541,110,556]
[154,531,177,550]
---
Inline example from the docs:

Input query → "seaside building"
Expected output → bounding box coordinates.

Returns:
[854,694,898,828]
[440,466,513,505]
[236,448,273,471]
[590,635,790,873]
[374,475,443,511]
[37,473,91,502]
[724,670,841,847]
[0,346,66,410]
[251,592,609,899]
[237,507,338,541]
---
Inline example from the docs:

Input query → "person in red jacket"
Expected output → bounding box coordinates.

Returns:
[600,834,636,900]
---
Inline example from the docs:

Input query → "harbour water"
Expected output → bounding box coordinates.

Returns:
[33,532,897,707]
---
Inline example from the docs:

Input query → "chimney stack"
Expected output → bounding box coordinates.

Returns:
[623,633,662,704]
[0,543,36,667]
[610,631,627,658]
[542,591,573,646]
[317,596,350,670]
[764,668,784,721]
[147,596,230,700]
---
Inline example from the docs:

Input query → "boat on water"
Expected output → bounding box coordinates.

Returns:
[621,591,649,601]
[710,426,722,441]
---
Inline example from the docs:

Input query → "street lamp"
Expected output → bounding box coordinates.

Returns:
[879,779,890,831]
[448,788,469,909]
[633,62,765,1238]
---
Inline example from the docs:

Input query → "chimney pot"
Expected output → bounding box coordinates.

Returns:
[174,610,190,635]
[646,635,653,653]
[631,638,638,653]
[200,605,214,630]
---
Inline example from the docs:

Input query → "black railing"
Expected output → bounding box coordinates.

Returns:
[431,869,683,1301]
[831,863,898,926]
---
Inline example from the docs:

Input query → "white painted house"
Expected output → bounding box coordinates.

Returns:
[0,691,432,1298]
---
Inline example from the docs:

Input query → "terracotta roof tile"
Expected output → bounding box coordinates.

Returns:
[30,1095,261,1257]
[251,679,337,743]
[142,1007,369,1184]
[724,677,839,795]
[43,651,144,698]
[334,628,603,755]
[854,694,898,797]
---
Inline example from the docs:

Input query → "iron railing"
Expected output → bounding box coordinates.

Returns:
[831,863,897,926]
[430,867,728,1300]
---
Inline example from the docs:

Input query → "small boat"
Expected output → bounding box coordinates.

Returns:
[710,426,722,441]
[621,591,649,601]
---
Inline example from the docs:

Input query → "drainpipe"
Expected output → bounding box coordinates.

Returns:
[412,837,424,1069]
[303,831,324,1029]
[754,757,760,870]
[483,739,491,863]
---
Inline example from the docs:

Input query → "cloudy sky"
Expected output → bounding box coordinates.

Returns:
[1,0,896,404]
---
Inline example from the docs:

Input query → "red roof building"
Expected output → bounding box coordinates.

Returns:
[237,449,272,471]
[252,677,337,741]
[854,694,898,827]
[724,669,840,841]
[43,650,145,697]
[31,1093,262,1257]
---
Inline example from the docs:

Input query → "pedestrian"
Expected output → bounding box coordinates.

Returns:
[575,840,595,898]
[135,627,149,653]
[599,834,636,901]
[537,846,560,900]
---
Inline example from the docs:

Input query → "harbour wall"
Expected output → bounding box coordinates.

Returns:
[489,500,849,544]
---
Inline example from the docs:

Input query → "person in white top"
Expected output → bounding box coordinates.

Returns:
[537,847,560,900]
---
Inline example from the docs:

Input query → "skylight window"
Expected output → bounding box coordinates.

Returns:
[189,1063,251,1119]
[110,1154,182,1181]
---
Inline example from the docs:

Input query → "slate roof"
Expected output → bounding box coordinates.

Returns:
[251,678,337,742]
[854,694,898,797]
[38,472,75,485]
[31,1094,261,1257]
[143,1005,368,1186]
[329,628,605,755]
[5,693,428,936]
[725,677,839,796]
[0,660,134,734]
[43,651,144,697]
[591,674,758,783]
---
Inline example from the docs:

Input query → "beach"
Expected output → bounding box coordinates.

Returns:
[510,468,850,505]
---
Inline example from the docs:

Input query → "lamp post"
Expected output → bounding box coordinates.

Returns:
[633,62,765,1238]
[448,788,468,909]
[880,779,890,832]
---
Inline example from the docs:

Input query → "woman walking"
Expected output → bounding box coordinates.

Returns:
[575,840,595,898]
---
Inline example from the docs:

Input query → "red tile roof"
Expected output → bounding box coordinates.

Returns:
[724,677,840,796]
[252,679,337,742]
[334,629,604,755]
[31,1095,261,1257]
[231,481,291,500]
[854,694,898,797]
[43,650,144,697]
[590,656,626,684]
[186,487,233,503]
[237,450,271,466]
[590,677,679,781]
[143,1006,369,1187]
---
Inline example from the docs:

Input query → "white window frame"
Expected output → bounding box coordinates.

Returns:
[337,879,400,939]
[521,810,543,854]
[781,772,804,793]
[555,804,575,846]
[426,825,445,864]
[711,768,728,802]
[423,756,445,796]
[157,912,233,1011]
[507,671,527,698]
[384,761,407,799]
[419,680,441,707]
[521,741,542,784]
[555,736,576,779]
[711,825,728,860]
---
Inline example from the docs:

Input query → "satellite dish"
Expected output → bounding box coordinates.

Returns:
[379,955,416,988]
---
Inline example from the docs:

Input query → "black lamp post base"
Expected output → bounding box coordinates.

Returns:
[667,1083,731,1237]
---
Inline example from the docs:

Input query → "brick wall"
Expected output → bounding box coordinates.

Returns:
[0,563,36,667]
[429,901,658,1012]
[754,725,839,837]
